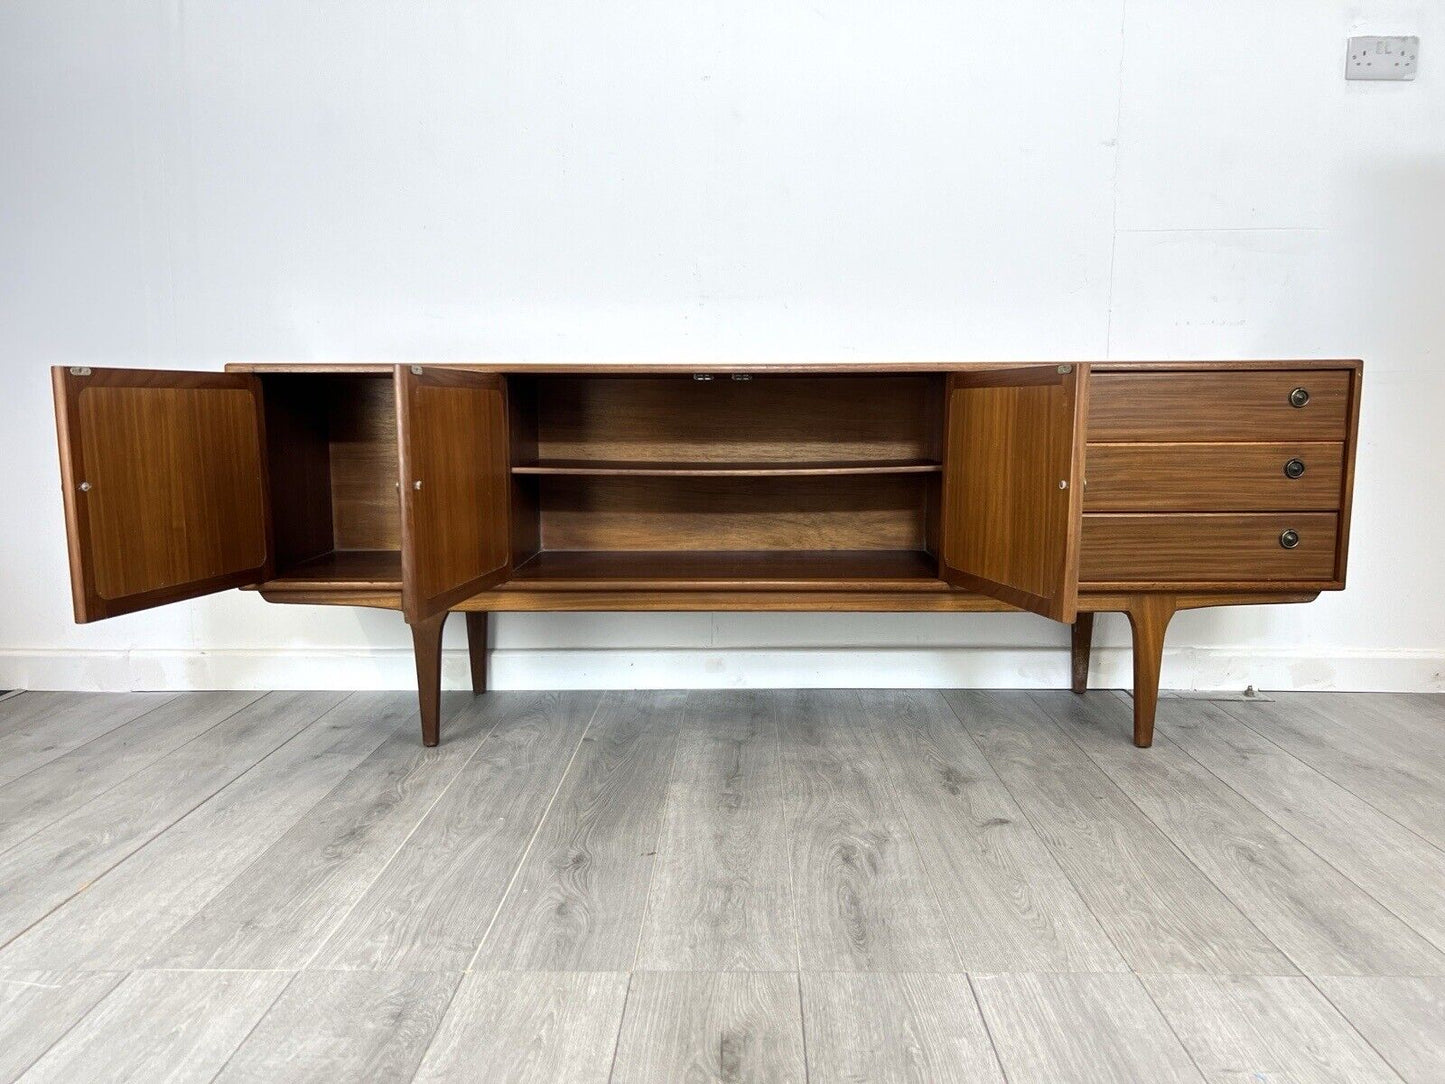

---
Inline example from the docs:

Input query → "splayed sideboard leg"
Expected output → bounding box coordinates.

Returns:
[1125,595,1176,748]
[1070,613,1095,694]
[465,611,488,694]
[411,611,449,747]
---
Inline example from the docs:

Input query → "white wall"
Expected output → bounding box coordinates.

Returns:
[1,1,1441,694]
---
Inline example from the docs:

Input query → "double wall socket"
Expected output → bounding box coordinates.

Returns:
[1346,36,1419,80]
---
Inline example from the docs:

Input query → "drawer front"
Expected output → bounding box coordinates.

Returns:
[1088,370,1352,441]
[1084,442,1344,511]
[1080,513,1339,584]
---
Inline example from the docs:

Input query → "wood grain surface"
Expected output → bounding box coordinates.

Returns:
[53,366,271,621]
[939,366,1084,621]
[1088,369,1353,441]
[1083,441,1345,511]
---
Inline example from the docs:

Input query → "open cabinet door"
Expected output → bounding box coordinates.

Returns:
[396,366,512,623]
[52,367,272,622]
[939,365,1089,623]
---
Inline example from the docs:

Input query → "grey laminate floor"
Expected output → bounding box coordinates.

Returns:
[0,688,1441,1083]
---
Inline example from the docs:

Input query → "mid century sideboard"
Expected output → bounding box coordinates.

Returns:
[52,361,1361,747]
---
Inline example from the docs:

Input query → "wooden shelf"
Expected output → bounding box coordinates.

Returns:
[512,458,943,477]
[509,549,943,590]
[267,550,401,590]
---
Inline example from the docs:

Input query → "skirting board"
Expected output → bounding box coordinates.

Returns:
[1,647,1441,694]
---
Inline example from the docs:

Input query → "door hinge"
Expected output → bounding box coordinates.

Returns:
[69,367,92,377]
[1056,365,1072,375]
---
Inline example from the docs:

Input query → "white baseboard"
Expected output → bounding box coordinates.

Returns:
[1,646,1441,693]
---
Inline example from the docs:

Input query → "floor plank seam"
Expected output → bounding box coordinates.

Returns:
[1217,698,1445,861]
[200,968,299,1083]
[1029,691,1310,979]
[965,972,1015,1084]
[463,693,607,972]
[603,970,634,1084]
[1302,972,1413,1084]
[848,690,970,972]
[302,698,514,972]
[937,691,1139,975]
[406,965,466,1081]
[1152,701,1445,960]
[0,692,351,957]
[7,972,125,1080]
[0,693,261,862]
[1133,966,1215,1082]
[794,969,812,1084]
[626,691,692,973]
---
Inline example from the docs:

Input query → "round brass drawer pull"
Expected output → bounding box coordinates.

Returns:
[1279,529,1300,549]
[1289,386,1310,408]
[1283,458,1306,479]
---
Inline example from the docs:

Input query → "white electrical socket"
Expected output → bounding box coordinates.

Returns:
[1346,36,1419,80]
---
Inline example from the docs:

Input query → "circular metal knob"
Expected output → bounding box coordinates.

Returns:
[1279,529,1300,549]
[1283,458,1306,479]
[1289,386,1310,408]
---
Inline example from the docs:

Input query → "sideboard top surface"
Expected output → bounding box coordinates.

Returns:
[226,359,1364,375]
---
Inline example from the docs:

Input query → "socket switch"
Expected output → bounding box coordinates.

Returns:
[1346,36,1419,80]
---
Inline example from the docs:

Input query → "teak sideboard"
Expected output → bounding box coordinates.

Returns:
[51,361,1361,747]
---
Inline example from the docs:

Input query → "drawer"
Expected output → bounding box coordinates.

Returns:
[1080,513,1339,584]
[1088,370,1352,441]
[1084,442,1344,511]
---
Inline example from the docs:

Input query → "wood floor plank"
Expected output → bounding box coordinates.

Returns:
[1289,692,1445,763]
[1036,691,1445,977]
[0,692,404,970]
[413,971,629,1084]
[636,690,797,971]
[0,691,343,953]
[800,971,1006,1083]
[0,692,261,855]
[0,692,174,789]
[213,970,459,1084]
[779,689,958,972]
[1221,694,1445,851]
[1159,699,1445,955]
[1316,976,1445,1084]
[0,970,126,1083]
[947,691,1293,975]
[470,691,685,972]
[611,971,804,1084]
[312,692,602,972]
[972,972,1204,1084]
[153,693,487,970]
[852,690,1126,973]
[1144,975,1401,1083]
[17,970,291,1084]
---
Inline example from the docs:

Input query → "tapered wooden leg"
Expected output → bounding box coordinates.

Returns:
[465,611,488,694]
[1125,594,1175,748]
[411,611,449,747]
[1070,612,1095,694]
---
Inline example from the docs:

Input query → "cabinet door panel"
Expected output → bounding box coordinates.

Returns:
[396,367,512,622]
[939,365,1087,622]
[53,367,272,622]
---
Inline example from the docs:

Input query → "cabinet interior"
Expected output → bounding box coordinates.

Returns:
[262,371,951,589]
[262,373,402,586]
[508,374,947,585]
